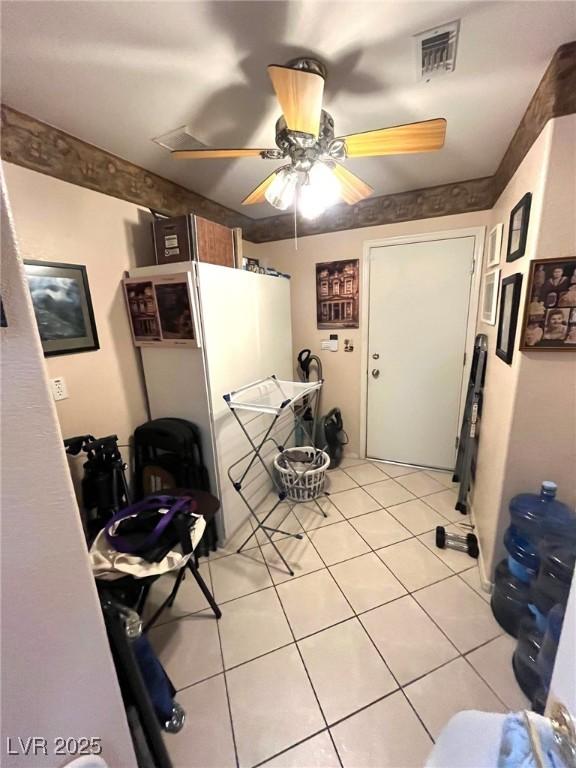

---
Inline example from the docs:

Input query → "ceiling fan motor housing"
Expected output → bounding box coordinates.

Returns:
[274,109,344,169]
[285,56,327,80]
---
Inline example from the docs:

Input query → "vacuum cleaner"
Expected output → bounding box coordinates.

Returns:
[296,349,323,445]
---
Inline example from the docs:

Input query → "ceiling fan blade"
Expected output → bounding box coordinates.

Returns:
[268,65,324,137]
[331,163,373,205]
[340,118,447,158]
[242,171,279,205]
[172,148,274,160]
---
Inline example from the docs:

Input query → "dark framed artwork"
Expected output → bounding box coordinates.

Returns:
[506,193,532,262]
[123,273,199,348]
[496,273,523,364]
[24,261,99,356]
[519,256,576,351]
[316,259,359,329]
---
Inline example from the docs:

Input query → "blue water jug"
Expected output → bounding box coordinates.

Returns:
[490,558,531,637]
[504,527,539,583]
[505,482,575,582]
[509,481,574,537]
[531,541,576,617]
[536,603,564,690]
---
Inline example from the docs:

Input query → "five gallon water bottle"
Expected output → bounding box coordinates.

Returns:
[491,481,575,638]
[513,601,567,713]
[505,481,575,582]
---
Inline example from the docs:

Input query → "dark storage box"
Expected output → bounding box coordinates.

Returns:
[153,215,236,269]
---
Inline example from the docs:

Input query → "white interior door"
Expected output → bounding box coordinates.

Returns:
[366,237,475,469]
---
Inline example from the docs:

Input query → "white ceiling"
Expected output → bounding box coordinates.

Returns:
[2,1,575,218]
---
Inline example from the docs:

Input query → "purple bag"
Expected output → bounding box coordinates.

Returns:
[105,495,197,561]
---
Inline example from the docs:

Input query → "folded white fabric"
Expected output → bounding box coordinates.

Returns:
[90,514,206,580]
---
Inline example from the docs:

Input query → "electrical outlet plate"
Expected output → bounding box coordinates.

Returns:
[50,376,68,401]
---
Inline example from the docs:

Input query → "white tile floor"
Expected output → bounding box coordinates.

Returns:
[149,462,529,768]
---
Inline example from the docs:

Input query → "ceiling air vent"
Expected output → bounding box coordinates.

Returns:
[414,20,459,82]
[152,125,206,152]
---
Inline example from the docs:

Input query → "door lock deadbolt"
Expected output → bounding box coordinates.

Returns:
[371,369,380,378]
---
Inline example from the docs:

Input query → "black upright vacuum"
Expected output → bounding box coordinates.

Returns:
[297,349,323,445]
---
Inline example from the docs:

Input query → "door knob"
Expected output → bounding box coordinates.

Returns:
[371,369,380,378]
[372,353,380,360]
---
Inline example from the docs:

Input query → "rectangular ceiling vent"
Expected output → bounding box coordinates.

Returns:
[414,20,459,82]
[152,125,206,152]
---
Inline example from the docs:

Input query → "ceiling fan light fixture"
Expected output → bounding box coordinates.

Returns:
[264,166,298,210]
[298,161,341,220]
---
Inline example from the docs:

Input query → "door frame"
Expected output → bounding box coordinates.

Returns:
[359,227,486,465]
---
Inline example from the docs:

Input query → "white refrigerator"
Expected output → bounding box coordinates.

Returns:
[129,261,293,542]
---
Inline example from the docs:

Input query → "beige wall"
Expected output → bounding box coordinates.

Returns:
[472,115,576,578]
[2,162,154,467]
[251,211,490,456]
[1,171,136,767]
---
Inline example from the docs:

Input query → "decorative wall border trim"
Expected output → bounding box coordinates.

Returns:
[246,177,495,242]
[1,42,574,243]
[0,105,253,232]
[492,41,576,203]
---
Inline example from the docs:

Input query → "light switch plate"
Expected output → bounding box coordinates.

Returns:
[50,376,68,401]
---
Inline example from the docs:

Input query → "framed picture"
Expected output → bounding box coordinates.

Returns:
[243,257,260,273]
[506,193,532,262]
[316,259,359,329]
[24,261,99,356]
[519,256,576,351]
[496,273,523,364]
[123,273,200,348]
[486,223,503,268]
[481,268,500,325]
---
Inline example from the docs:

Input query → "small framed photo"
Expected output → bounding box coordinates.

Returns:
[519,256,576,351]
[123,273,200,348]
[496,273,523,364]
[481,268,500,325]
[243,257,260,273]
[486,223,503,268]
[24,261,99,356]
[506,193,532,262]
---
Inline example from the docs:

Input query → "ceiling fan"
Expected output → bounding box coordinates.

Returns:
[172,57,447,219]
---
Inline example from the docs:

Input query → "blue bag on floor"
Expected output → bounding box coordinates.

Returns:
[132,633,175,724]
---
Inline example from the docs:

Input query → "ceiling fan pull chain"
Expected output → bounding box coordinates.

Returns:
[293,193,298,250]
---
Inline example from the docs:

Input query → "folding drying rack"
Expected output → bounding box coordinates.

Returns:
[223,376,325,576]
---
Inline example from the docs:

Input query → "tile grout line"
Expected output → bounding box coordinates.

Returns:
[336,488,501,671]
[251,727,332,768]
[183,562,502,688]
[205,558,241,768]
[304,485,506,729]
[172,569,503,698]
[167,485,484,630]
[205,480,464,565]
[248,514,345,768]
[461,652,513,712]
[183,523,483,633]
[300,511,438,745]
[170,479,504,765]
[335,478,509,736]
